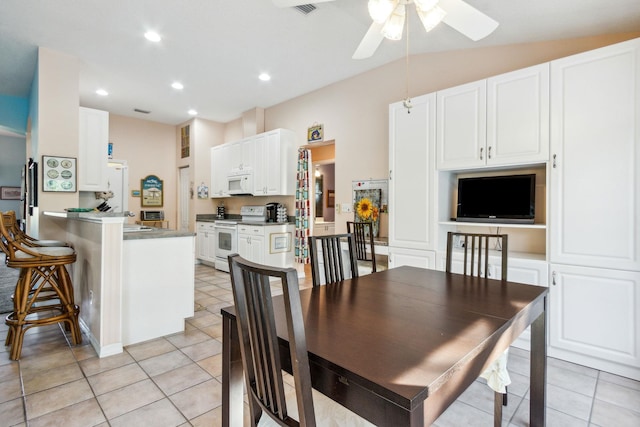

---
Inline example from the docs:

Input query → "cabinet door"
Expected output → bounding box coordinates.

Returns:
[550,264,640,370]
[250,236,265,264]
[550,38,640,271]
[389,93,436,251]
[210,145,229,197]
[228,138,254,171]
[388,248,435,269]
[238,235,251,260]
[252,133,268,195]
[196,231,207,260]
[487,63,550,166]
[436,80,486,170]
[78,107,109,191]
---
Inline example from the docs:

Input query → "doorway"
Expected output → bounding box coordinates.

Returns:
[106,160,129,213]
[178,166,190,231]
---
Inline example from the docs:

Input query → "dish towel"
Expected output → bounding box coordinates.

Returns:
[479,349,511,393]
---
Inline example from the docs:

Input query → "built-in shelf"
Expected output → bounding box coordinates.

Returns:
[439,221,546,230]
[301,139,335,149]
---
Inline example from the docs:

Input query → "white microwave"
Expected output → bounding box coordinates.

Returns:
[227,169,253,195]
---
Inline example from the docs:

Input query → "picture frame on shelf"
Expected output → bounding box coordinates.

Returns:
[42,155,77,192]
[0,186,21,200]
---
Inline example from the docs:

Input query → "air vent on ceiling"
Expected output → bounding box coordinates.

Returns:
[294,4,316,15]
[134,108,151,114]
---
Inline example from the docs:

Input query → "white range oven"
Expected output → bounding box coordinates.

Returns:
[213,220,239,272]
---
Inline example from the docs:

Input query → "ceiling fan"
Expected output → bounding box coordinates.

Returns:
[273,0,498,59]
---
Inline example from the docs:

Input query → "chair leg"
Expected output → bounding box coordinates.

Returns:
[494,391,503,427]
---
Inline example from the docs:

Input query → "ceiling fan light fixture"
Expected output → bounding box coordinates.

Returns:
[416,4,446,32]
[381,3,406,40]
[368,0,397,24]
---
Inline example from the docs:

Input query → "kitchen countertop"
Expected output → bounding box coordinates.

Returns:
[123,228,194,240]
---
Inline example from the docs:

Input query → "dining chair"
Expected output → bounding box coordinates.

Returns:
[445,231,509,427]
[309,233,358,287]
[346,221,377,274]
[227,254,373,426]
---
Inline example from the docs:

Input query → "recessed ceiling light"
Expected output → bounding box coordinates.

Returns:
[258,73,271,81]
[144,31,161,42]
[171,82,184,90]
[96,89,108,96]
[188,109,198,116]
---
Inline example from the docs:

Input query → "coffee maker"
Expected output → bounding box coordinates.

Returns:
[265,202,279,222]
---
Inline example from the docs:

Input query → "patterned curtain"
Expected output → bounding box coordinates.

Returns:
[294,148,311,264]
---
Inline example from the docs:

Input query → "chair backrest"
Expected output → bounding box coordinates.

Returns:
[346,221,377,273]
[228,254,316,427]
[309,233,358,287]
[445,232,508,280]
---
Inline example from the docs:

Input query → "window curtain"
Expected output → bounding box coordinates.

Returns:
[295,148,311,264]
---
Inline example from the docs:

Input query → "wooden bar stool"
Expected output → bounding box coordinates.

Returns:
[0,213,80,360]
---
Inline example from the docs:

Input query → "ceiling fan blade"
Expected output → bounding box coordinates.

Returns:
[352,22,385,60]
[438,0,499,41]
[272,0,335,7]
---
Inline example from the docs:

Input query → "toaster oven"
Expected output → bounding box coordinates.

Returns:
[141,210,164,221]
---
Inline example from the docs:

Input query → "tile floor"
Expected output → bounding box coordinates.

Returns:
[0,263,639,426]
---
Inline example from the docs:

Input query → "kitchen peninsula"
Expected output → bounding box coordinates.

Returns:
[44,211,195,357]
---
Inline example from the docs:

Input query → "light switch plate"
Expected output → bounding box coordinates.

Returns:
[342,203,352,213]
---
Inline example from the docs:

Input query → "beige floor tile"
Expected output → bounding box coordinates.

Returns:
[109,398,187,427]
[590,398,640,427]
[192,296,221,308]
[70,342,98,361]
[169,378,222,420]
[79,351,136,377]
[25,378,94,420]
[0,377,22,404]
[28,397,106,427]
[197,354,223,378]
[189,406,222,427]
[97,378,164,420]
[0,362,20,382]
[22,362,84,395]
[165,329,211,349]
[0,397,25,426]
[138,349,192,377]
[88,362,149,395]
[181,338,222,362]
[125,337,177,362]
[18,348,77,376]
[199,323,223,339]
[187,311,222,329]
[152,362,211,396]
[594,379,640,411]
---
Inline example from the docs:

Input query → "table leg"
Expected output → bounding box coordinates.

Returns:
[222,314,244,427]
[530,297,547,427]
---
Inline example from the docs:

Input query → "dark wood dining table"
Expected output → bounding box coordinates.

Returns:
[221,266,548,426]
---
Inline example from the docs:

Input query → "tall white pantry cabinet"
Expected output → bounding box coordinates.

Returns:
[548,38,640,379]
[389,37,640,380]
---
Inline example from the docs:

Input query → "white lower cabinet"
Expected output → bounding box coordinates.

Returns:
[313,222,335,236]
[196,222,216,265]
[238,224,294,268]
[388,248,435,269]
[549,264,640,380]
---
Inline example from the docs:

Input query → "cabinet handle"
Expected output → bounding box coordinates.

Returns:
[552,271,557,286]
[480,147,484,160]
[389,170,393,180]
[488,146,492,159]
[553,154,557,168]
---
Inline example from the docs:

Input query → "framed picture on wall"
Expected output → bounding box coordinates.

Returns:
[42,155,77,192]
[141,175,163,207]
[0,186,21,200]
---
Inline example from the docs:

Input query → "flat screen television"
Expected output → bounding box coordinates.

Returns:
[456,174,536,224]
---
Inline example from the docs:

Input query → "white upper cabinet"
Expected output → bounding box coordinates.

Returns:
[78,107,109,191]
[228,138,254,171]
[549,38,640,271]
[210,145,229,197]
[210,128,296,197]
[389,93,436,251]
[436,80,486,170]
[486,64,550,166]
[437,64,550,170]
[253,129,296,196]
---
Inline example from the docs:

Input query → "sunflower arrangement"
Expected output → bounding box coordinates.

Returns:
[356,197,373,220]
